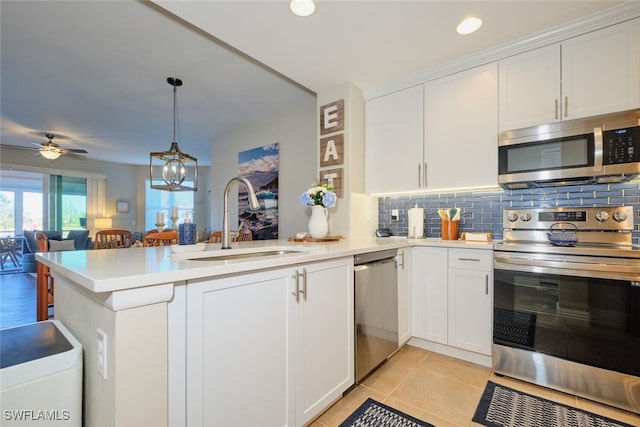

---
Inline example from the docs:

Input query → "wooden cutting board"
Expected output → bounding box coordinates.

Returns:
[288,235,342,242]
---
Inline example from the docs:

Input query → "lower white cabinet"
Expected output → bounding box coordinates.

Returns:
[397,248,412,345]
[412,247,492,356]
[182,258,354,427]
[447,249,493,355]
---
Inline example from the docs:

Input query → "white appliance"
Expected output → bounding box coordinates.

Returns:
[1,320,82,426]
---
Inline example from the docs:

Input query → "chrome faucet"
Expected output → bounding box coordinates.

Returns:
[222,176,260,249]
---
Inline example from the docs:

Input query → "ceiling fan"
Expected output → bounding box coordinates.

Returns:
[28,133,88,160]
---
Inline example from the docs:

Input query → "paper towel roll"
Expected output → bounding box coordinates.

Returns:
[408,207,424,238]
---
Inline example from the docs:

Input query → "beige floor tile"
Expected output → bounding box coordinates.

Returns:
[316,345,638,427]
[314,385,386,427]
[391,365,484,426]
[416,351,492,388]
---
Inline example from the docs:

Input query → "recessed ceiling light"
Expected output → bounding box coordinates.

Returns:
[289,0,316,17]
[457,17,483,35]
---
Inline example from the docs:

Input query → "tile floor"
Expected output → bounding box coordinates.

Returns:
[311,345,640,427]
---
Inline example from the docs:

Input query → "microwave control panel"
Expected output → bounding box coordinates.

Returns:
[602,126,640,164]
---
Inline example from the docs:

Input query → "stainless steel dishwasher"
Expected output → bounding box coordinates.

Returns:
[354,249,399,382]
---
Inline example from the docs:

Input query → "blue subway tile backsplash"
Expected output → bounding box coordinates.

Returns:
[377,182,640,244]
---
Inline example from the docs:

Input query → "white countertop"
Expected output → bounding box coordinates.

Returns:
[36,237,494,294]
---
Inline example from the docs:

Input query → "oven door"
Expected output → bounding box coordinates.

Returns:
[494,251,640,377]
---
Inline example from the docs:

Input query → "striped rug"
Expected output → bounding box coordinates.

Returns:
[473,381,634,427]
[339,398,434,427]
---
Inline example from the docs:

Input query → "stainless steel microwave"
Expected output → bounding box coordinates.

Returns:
[498,109,640,189]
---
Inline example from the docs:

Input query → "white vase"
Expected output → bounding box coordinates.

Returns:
[308,205,328,239]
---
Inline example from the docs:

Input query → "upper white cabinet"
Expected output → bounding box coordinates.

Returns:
[499,19,640,131]
[365,63,498,193]
[365,84,424,193]
[425,63,498,189]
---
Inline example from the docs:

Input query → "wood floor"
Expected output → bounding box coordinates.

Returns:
[0,272,37,329]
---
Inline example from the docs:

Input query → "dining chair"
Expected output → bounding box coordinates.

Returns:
[94,229,133,249]
[35,231,54,321]
[144,231,178,246]
[208,231,222,243]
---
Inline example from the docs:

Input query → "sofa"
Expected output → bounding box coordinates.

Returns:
[22,229,92,273]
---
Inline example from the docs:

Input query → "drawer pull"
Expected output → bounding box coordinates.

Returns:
[458,257,480,262]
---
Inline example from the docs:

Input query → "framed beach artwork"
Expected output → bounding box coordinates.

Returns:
[238,143,279,240]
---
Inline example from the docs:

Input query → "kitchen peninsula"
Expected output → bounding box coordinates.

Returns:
[37,237,492,427]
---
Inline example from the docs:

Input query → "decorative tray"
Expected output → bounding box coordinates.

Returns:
[288,235,342,243]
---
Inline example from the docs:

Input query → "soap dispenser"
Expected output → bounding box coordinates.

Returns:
[178,211,197,245]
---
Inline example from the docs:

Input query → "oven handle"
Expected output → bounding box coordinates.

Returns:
[494,254,640,280]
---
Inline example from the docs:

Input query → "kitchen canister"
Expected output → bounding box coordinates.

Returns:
[178,211,197,245]
[408,205,424,238]
[441,220,459,240]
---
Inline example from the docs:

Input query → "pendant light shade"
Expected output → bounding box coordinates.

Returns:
[149,77,198,192]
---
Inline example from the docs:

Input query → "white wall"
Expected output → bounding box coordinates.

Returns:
[210,99,317,239]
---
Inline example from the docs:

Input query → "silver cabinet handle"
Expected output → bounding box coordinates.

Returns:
[291,271,300,303]
[555,99,559,119]
[417,163,422,187]
[458,257,480,262]
[564,96,568,117]
[301,268,307,301]
[397,251,405,269]
[485,274,489,295]
[423,162,427,188]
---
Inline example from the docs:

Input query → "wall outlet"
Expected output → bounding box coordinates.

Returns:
[96,328,108,379]
[391,209,399,221]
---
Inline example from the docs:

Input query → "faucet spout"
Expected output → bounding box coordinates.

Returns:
[222,176,260,249]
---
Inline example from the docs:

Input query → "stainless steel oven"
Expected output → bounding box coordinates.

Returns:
[493,206,640,414]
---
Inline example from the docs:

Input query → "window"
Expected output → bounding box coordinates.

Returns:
[0,170,45,236]
[50,175,87,232]
[145,181,194,231]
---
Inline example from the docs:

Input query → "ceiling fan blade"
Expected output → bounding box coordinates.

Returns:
[63,152,87,160]
[63,148,88,154]
[2,144,38,151]
[29,141,45,148]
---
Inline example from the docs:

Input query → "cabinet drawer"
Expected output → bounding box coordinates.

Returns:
[448,249,492,270]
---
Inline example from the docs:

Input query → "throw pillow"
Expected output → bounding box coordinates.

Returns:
[67,229,90,250]
[48,239,76,252]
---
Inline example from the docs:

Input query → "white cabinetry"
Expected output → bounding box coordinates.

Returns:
[447,249,493,355]
[499,19,640,131]
[365,64,498,193]
[183,258,353,427]
[425,63,498,189]
[365,84,424,193]
[397,248,412,345]
[412,247,448,343]
[412,247,492,359]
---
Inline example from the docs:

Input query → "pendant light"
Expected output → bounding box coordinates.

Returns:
[149,77,198,191]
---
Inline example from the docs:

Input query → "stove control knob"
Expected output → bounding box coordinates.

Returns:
[595,211,610,222]
[506,212,519,222]
[520,212,532,222]
[613,210,628,222]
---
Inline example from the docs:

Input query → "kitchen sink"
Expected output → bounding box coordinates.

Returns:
[187,249,303,262]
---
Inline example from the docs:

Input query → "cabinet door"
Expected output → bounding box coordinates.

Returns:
[365,85,424,193]
[562,19,640,120]
[186,269,295,427]
[498,44,561,131]
[426,63,498,189]
[397,248,412,345]
[411,247,448,344]
[296,258,354,425]
[448,268,492,356]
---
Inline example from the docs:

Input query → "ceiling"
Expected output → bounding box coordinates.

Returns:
[0,0,623,166]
